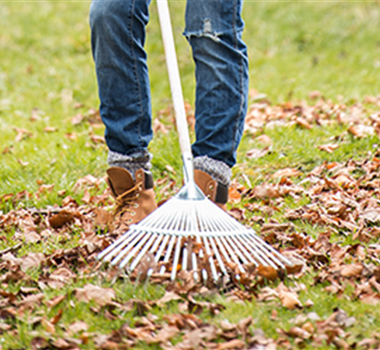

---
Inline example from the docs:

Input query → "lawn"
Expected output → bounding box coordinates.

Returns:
[1,1,380,349]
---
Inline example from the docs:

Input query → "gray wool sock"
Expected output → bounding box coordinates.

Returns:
[108,150,152,180]
[193,155,231,186]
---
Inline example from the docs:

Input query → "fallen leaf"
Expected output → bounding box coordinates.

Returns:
[272,168,301,179]
[68,321,89,334]
[49,210,75,228]
[154,292,182,307]
[216,339,246,350]
[286,326,311,339]
[277,285,303,310]
[246,147,269,159]
[340,263,363,278]
[256,134,272,145]
[71,114,84,125]
[318,143,340,153]
[257,265,278,280]
[44,126,57,133]
[75,284,115,307]
[147,325,179,344]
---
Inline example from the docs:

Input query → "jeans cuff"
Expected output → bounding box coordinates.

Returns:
[108,150,152,179]
[194,156,231,186]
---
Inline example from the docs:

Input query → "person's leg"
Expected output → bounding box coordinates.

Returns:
[90,0,156,230]
[184,0,249,190]
[90,0,153,176]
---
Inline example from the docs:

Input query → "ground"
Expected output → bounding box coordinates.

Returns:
[1,1,380,350]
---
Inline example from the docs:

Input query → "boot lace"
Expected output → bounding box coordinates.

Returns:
[114,183,141,217]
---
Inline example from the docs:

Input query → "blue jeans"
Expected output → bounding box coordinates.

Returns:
[90,0,248,168]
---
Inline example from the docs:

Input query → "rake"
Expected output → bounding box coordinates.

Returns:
[98,0,292,282]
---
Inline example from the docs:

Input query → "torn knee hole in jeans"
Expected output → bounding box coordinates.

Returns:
[185,19,222,42]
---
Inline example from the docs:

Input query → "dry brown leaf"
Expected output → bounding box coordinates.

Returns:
[49,210,75,228]
[237,316,252,340]
[147,325,179,344]
[278,289,303,310]
[71,114,84,125]
[18,159,29,167]
[41,317,56,334]
[14,127,32,142]
[272,168,301,179]
[256,134,272,145]
[216,339,246,350]
[154,292,182,307]
[44,126,57,133]
[50,338,71,349]
[286,326,311,339]
[20,252,45,272]
[257,265,278,281]
[296,117,312,129]
[362,209,380,224]
[252,184,280,199]
[246,147,269,159]
[68,321,89,334]
[340,263,363,278]
[318,143,340,153]
[228,187,241,204]
[31,337,49,350]
[90,134,105,144]
[75,284,115,307]
[348,124,374,138]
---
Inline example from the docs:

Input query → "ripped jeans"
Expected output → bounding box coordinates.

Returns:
[90,0,249,169]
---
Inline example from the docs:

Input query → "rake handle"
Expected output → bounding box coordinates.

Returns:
[156,0,193,184]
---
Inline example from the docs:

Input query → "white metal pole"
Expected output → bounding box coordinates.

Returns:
[156,0,194,184]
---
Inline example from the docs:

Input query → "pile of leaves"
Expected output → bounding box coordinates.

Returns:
[1,96,380,349]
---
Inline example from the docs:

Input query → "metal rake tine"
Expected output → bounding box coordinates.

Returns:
[154,234,170,263]
[112,232,152,268]
[171,236,182,280]
[192,250,199,282]
[240,233,286,268]
[214,235,233,266]
[103,231,143,264]
[182,246,188,271]
[129,233,158,272]
[149,233,164,254]
[225,236,250,265]
[199,212,218,281]
[209,236,228,275]
[159,235,177,274]
[200,207,245,272]
[233,234,268,267]
[219,236,246,273]
[201,235,219,281]
[98,228,140,261]
[197,204,227,277]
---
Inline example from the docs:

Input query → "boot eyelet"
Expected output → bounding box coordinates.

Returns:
[127,219,133,223]
[136,193,140,198]
[134,203,139,208]
[209,185,214,191]
[131,211,136,216]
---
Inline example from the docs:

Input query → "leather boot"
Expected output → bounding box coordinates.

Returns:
[194,170,228,210]
[106,167,157,232]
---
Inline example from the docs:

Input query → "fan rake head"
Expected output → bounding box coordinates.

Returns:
[98,182,292,282]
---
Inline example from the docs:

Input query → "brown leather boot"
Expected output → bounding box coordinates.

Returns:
[106,167,157,232]
[194,170,229,210]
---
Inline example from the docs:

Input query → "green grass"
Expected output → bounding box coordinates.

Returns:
[1,1,380,349]
[1,1,380,198]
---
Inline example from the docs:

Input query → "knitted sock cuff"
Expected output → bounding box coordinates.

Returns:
[108,150,152,179]
[193,155,231,186]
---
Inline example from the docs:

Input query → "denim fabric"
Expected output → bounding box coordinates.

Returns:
[90,0,248,168]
